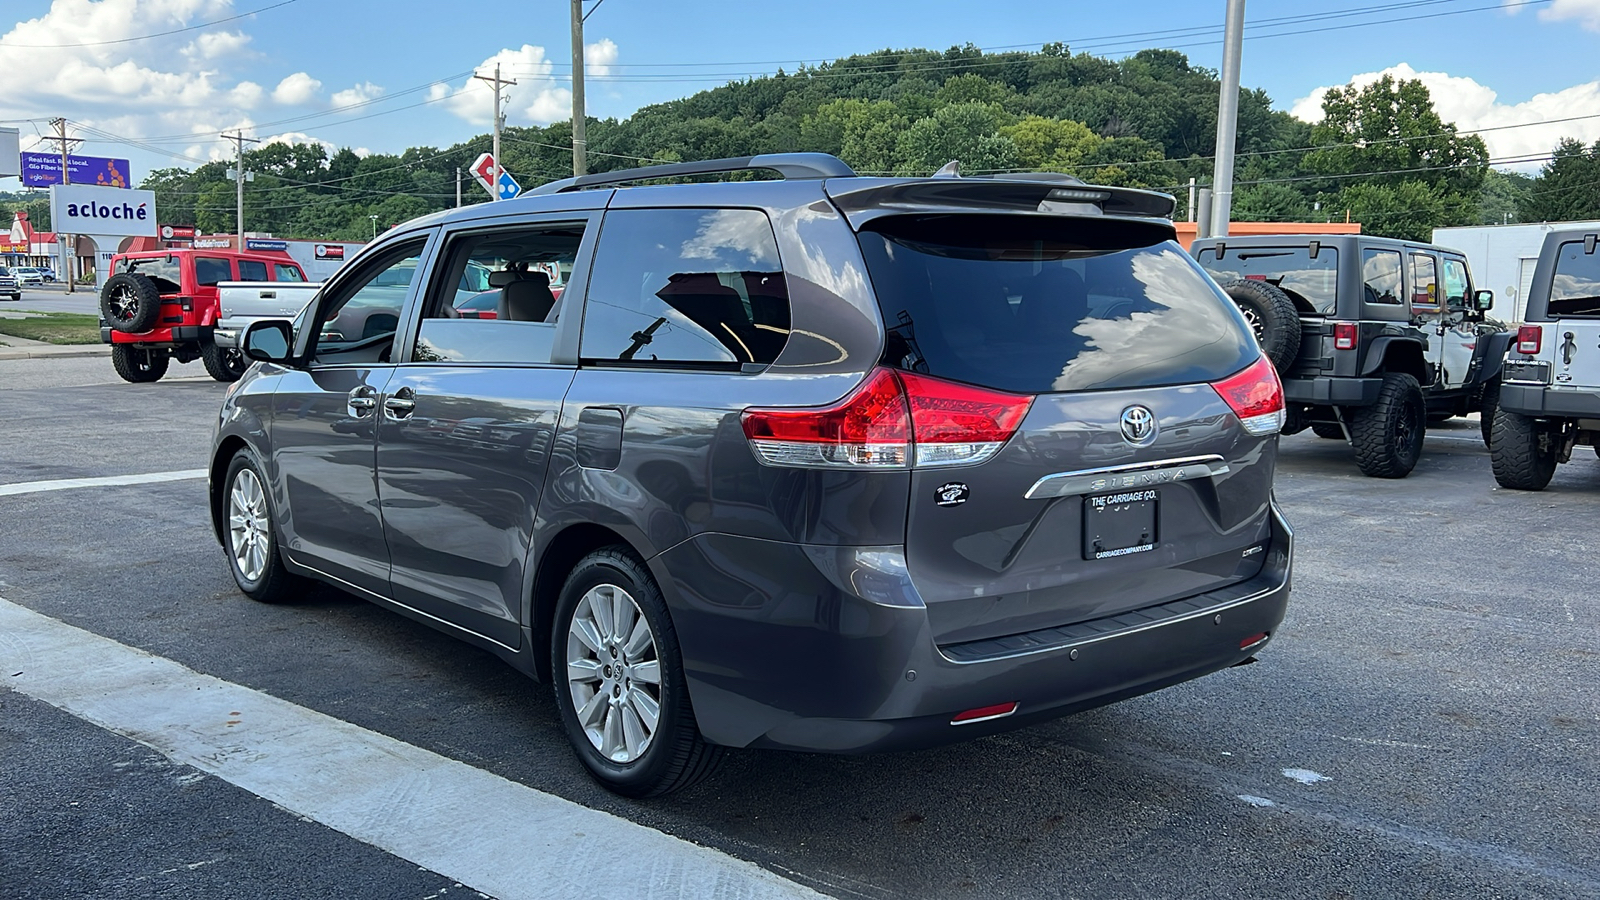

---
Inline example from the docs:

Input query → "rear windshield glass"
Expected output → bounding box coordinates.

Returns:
[1550,242,1600,318]
[118,256,181,293]
[858,215,1255,394]
[1196,246,1338,315]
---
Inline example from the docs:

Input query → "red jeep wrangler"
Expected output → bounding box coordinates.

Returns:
[99,249,308,383]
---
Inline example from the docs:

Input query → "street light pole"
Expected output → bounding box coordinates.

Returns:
[1209,0,1247,238]
[368,214,378,239]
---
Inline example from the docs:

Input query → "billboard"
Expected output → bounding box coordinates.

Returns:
[49,184,158,238]
[22,152,132,188]
[159,224,196,240]
[245,238,289,251]
[314,243,346,260]
[0,127,17,178]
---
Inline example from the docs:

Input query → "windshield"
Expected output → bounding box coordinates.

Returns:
[1196,246,1338,315]
[1550,242,1600,318]
[857,215,1255,394]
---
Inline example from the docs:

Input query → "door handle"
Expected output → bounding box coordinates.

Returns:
[383,386,416,420]
[347,386,377,417]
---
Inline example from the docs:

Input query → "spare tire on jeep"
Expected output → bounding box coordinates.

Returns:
[1220,279,1301,374]
[100,272,163,333]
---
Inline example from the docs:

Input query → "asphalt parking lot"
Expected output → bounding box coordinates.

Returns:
[2,360,1597,900]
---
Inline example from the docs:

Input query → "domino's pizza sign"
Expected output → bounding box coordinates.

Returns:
[49,184,158,237]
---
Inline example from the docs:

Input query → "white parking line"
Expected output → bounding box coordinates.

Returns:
[0,598,823,900]
[0,469,208,497]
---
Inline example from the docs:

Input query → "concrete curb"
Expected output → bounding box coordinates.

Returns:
[0,346,112,361]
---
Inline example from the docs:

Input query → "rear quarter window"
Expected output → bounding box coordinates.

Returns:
[860,215,1256,394]
[1549,242,1600,318]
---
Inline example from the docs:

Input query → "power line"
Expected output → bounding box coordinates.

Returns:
[3,0,302,49]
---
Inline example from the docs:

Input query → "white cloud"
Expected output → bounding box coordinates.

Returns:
[272,72,321,105]
[432,40,618,127]
[229,80,263,108]
[182,28,249,60]
[1541,0,1600,30]
[330,81,384,108]
[1291,63,1600,170]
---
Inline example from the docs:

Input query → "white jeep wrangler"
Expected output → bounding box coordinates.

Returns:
[1491,229,1600,490]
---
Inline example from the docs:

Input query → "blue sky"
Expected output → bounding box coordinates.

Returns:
[4,0,1600,181]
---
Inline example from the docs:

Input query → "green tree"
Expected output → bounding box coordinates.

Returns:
[998,115,1101,171]
[1519,138,1600,222]
[895,102,1018,175]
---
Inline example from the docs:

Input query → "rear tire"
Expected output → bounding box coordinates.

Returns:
[1350,373,1425,478]
[1310,421,1345,440]
[100,272,163,333]
[1221,279,1301,374]
[552,547,724,798]
[1478,379,1500,449]
[223,450,307,602]
[1490,410,1558,491]
[110,345,169,383]
[202,338,249,382]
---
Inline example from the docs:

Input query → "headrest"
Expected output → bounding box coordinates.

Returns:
[488,269,552,289]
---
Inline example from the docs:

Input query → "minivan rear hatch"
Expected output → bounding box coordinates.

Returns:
[853,212,1280,648]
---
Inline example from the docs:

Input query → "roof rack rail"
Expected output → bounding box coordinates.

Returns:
[527,152,856,196]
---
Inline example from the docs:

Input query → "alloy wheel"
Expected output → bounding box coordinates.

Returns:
[228,467,270,583]
[565,583,662,764]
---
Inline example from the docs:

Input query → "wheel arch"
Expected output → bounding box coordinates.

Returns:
[527,522,647,683]
[208,435,252,545]
[1366,337,1428,383]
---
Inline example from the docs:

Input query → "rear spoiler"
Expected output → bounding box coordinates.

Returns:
[824,176,1177,231]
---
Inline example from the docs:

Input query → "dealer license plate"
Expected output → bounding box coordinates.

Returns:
[1084,489,1158,560]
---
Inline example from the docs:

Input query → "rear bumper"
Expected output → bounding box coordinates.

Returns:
[102,324,207,346]
[1284,375,1382,406]
[1500,384,1600,419]
[653,503,1293,753]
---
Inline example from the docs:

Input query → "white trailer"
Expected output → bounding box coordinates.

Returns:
[1433,221,1600,323]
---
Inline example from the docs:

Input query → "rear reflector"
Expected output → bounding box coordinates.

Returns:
[951,702,1019,725]
[742,367,1033,469]
[1516,324,1542,355]
[1212,356,1285,436]
[1239,632,1269,650]
[1333,322,1357,351]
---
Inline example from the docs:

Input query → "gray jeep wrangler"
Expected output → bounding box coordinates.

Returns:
[1192,234,1509,478]
[1491,228,1600,490]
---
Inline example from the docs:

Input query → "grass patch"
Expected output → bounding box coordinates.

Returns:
[0,312,104,345]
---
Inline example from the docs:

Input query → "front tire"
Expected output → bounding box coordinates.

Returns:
[1490,410,1558,491]
[110,345,169,383]
[222,450,306,603]
[1350,372,1426,478]
[552,548,723,798]
[202,338,249,382]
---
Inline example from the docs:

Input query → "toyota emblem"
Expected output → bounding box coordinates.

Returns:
[1120,405,1158,446]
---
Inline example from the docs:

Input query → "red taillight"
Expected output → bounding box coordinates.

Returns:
[742,368,1033,469]
[1517,324,1542,355]
[951,701,1019,725]
[1213,356,1285,436]
[1240,632,1269,650]
[1333,322,1357,351]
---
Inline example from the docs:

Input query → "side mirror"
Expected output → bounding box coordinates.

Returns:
[242,320,294,363]
[1474,290,1494,312]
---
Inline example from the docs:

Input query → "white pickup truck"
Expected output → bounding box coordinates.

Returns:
[213,281,322,350]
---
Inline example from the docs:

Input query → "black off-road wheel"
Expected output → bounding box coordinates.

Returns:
[222,449,307,603]
[1221,279,1301,374]
[1311,421,1345,440]
[110,344,169,383]
[1490,409,1558,491]
[100,272,163,333]
[552,547,724,798]
[202,338,249,382]
[1350,372,1426,478]
[1478,379,1501,449]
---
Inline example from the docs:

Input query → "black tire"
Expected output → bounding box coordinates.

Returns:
[1311,421,1345,440]
[100,272,163,333]
[1221,279,1301,373]
[221,450,306,603]
[1478,379,1500,449]
[202,338,249,382]
[110,344,169,383]
[552,547,724,798]
[1490,409,1558,491]
[1350,372,1426,478]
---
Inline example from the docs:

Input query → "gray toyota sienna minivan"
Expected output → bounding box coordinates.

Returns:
[212,153,1293,796]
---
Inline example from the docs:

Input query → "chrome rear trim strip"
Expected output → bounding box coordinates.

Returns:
[1024,454,1230,500]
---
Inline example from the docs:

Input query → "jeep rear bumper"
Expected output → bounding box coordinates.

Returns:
[1284,375,1382,406]
[1500,384,1600,419]
[102,325,208,345]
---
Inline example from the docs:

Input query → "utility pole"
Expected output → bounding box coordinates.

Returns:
[474,65,517,200]
[455,167,462,207]
[42,118,82,293]
[570,0,588,176]
[1209,0,1247,237]
[221,130,260,245]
